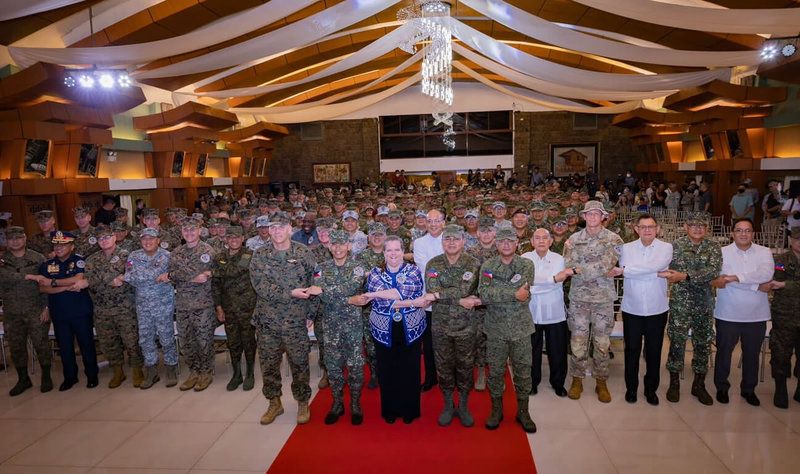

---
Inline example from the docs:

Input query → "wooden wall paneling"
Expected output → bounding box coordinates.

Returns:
[0,140,25,179]
[148,188,172,218]
[49,143,71,178]
[764,129,776,158]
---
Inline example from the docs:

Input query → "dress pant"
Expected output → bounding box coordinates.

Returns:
[530,320,568,390]
[714,319,767,394]
[52,311,99,380]
[421,311,437,383]
[622,311,667,393]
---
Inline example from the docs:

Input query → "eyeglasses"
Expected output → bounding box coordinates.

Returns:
[426,219,444,223]
[733,229,753,234]
[465,216,477,220]
[98,235,115,241]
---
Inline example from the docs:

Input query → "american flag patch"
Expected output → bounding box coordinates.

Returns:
[483,270,493,279]
[427,270,438,278]
[313,269,322,279]
[775,263,785,272]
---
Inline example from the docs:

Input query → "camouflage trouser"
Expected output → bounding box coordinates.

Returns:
[770,315,800,379]
[137,301,178,367]
[256,321,311,401]
[487,336,532,400]
[473,309,487,367]
[433,330,476,395]
[666,306,714,374]
[322,323,364,400]
[313,302,326,370]
[361,308,377,376]
[224,309,256,365]
[3,311,51,369]
[568,301,614,380]
[95,308,143,368]
[176,306,217,373]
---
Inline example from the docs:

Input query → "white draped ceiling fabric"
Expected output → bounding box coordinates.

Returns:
[0,0,85,22]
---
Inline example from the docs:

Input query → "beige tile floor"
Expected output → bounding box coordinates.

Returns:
[0,343,797,473]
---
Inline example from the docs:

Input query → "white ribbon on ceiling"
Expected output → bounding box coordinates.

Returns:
[460,0,762,67]
[133,0,400,80]
[8,0,321,68]
[0,0,85,22]
[454,43,676,101]
[452,60,642,114]
[572,0,800,36]
[449,19,732,92]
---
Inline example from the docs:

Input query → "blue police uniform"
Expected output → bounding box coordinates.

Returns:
[39,252,99,386]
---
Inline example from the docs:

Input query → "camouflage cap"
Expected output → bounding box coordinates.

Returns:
[552,215,568,225]
[255,215,271,228]
[175,208,188,218]
[548,202,560,211]
[114,207,129,217]
[512,207,529,217]
[180,216,202,229]
[139,227,159,238]
[142,208,160,219]
[329,229,350,245]
[443,224,465,239]
[214,217,231,227]
[580,200,608,216]
[495,227,518,241]
[316,217,336,230]
[269,212,292,226]
[478,217,496,230]
[164,207,179,216]
[36,210,54,222]
[529,200,545,212]
[387,209,403,218]
[492,201,506,209]
[111,221,128,232]
[465,209,479,219]
[258,198,269,206]
[368,222,387,235]
[95,225,113,238]
[685,211,709,226]
[415,210,428,218]
[294,211,306,219]
[791,227,800,240]
[237,208,255,220]
[5,226,25,239]
[376,206,390,216]
[72,206,90,217]
[565,206,578,217]
[226,226,245,237]
[342,210,359,220]
[192,212,205,220]
[453,201,467,210]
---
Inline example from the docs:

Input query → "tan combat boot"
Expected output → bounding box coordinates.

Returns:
[179,371,199,391]
[260,397,284,425]
[567,377,583,400]
[194,372,213,392]
[666,371,680,403]
[139,365,160,390]
[108,365,126,389]
[318,370,329,389]
[132,366,144,388]
[297,400,311,424]
[165,365,178,387]
[595,379,612,403]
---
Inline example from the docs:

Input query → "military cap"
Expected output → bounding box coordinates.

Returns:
[329,230,350,245]
[443,224,465,239]
[142,208,160,219]
[685,211,709,226]
[529,200,545,212]
[376,206,390,216]
[415,210,428,218]
[323,187,333,193]
[342,210,359,220]
[181,216,202,229]
[293,202,305,209]
[453,201,467,210]
[465,209,479,219]
[512,207,528,217]
[267,199,279,207]
[205,218,218,227]
[95,225,113,238]
[565,206,578,217]
[237,208,255,219]
[164,207,179,216]
[36,210,54,222]
[269,212,292,226]
[345,202,359,211]
[363,204,375,211]
[387,209,403,218]
[492,201,506,210]
[258,198,269,206]
[552,215,568,225]
[368,222,387,235]
[111,221,128,232]
[214,217,231,227]
[478,217,496,230]
[316,217,336,230]
[495,228,518,241]
[580,200,608,216]
[548,203,560,211]
[72,206,90,217]
[256,215,271,228]
[226,226,245,237]
[192,212,205,220]
[139,228,159,238]
[5,226,25,239]
[279,202,293,212]
[50,230,76,243]
[114,207,129,217]
[318,202,332,210]
[791,227,800,240]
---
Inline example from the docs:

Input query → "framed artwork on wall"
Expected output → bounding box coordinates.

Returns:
[196,153,208,176]
[77,144,99,177]
[24,139,51,176]
[550,143,598,177]
[243,157,253,177]
[313,163,350,183]
[172,151,185,176]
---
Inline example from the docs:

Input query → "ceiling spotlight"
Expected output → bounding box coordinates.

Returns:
[98,73,115,88]
[781,43,797,58]
[78,74,95,88]
[117,73,132,88]
[63,76,76,88]
[760,44,778,60]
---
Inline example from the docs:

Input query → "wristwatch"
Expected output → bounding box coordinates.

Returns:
[51,279,57,288]
[685,273,691,282]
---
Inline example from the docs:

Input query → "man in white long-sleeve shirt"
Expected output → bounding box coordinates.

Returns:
[521,229,576,398]
[711,218,774,406]
[413,209,444,391]
[609,214,673,405]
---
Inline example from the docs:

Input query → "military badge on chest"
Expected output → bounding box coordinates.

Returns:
[200,253,211,264]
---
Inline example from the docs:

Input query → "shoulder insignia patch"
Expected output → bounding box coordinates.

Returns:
[775,263,785,272]
[88,237,97,245]
[510,273,522,283]
[110,256,120,264]
[354,266,365,277]
[76,260,85,269]
[462,271,473,281]
[200,253,211,264]
[427,269,438,278]
[160,242,169,249]
[482,269,493,279]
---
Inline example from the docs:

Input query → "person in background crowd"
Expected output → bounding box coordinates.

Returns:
[730,184,754,221]
[781,187,800,231]
[95,196,117,226]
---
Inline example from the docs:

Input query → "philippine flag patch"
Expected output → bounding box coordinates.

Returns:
[313,269,322,279]
[482,270,493,279]
[775,263,786,272]
[427,270,438,278]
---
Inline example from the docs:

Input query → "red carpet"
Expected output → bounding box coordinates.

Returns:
[267,367,537,474]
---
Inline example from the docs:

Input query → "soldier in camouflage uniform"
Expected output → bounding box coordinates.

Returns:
[310,217,335,388]
[207,218,230,253]
[163,216,217,391]
[467,217,498,391]
[564,201,623,403]
[662,212,721,405]
[478,227,537,432]
[139,208,182,251]
[410,210,428,241]
[425,225,481,427]
[28,210,55,257]
[386,209,413,254]
[355,222,387,388]
[111,221,135,252]
[212,226,258,391]
[0,227,52,395]
[79,225,144,388]
[125,227,178,389]
[511,208,533,255]
[766,227,800,408]
[528,201,548,231]
[464,209,480,249]
[250,212,316,425]
[307,230,368,425]
[71,206,98,257]
[550,216,569,256]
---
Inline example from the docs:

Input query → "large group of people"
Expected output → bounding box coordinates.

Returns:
[1,169,799,436]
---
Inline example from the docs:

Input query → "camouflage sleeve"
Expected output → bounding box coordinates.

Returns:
[319,271,364,305]
[691,244,722,284]
[249,250,291,304]
[211,257,223,307]
[84,257,107,288]
[478,262,517,304]
[0,262,25,282]
[579,235,622,281]
[525,259,536,287]
[168,252,205,284]
[563,237,576,268]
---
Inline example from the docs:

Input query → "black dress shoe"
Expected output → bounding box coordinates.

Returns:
[741,392,760,406]
[553,386,568,397]
[421,379,438,392]
[645,391,659,406]
[625,390,637,403]
[716,390,729,404]
[402,415,415,424]
[530,386,538,395]
[385,416,396,424]
[86,375,99,389]
[59,378,78,392]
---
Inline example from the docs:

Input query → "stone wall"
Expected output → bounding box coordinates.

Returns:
[514,111,639,183]
[267,118,380,189]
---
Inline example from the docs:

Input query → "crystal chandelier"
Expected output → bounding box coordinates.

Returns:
[398,1,455,150]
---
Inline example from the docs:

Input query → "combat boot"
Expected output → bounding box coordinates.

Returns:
[324,396,345,425]
[367,366,379,389]
[9,367,32,397]
[515,398,537,433]
[351,394,364,426]
[227,360,243,391]
[318,369,330,389]
[260,397,284,425]
[666,371,680,403]
[774,377,789,409]
[567,377,583,400]
[457,390,474,427]
[108,365,126,389]
[132,366,144,388]
[595,379,611,403]
[179,371,199,391]
[139,365,160,390]
[297,400,311,424]
[165,365,178,387]
[691,373,713,406]
[194,371,213,391]
[40,365,53,393]
[243,360,255,391]
[475,367,487,392]
[485,397,503,430]
[438,392,456,426]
